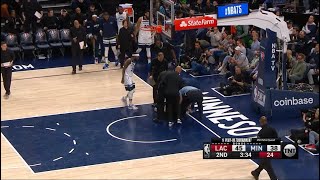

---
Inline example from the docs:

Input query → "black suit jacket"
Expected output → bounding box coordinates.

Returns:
[257,124,278,138]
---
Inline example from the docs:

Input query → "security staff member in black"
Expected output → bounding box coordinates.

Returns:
[159,66,184,127]
[153,70,169,123]
[70,20,86,74]
[1,41,15,99]
[251,116,278,180]
[149,52,168,107]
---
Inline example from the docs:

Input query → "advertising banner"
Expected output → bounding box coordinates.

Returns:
[174,16,217,31]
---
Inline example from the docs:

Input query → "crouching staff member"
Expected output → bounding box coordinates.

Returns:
[179,86,203,121]
[70,20,86,74]
[220,66,248,96]
[1,41,15,99]
[121,53,140,110]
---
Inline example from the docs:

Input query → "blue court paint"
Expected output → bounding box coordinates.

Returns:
[3,54,319,179]
[1,105,216,173]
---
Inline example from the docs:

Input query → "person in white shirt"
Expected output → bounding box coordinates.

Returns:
[115,6,127,33]
[121,53,140,110]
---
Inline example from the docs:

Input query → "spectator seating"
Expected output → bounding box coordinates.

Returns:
[60,29,71,47]
[47,29,64,56]
[5,33,21,60]
[20,32,36,60]
[35,30,52,59]
[60,29,71,56]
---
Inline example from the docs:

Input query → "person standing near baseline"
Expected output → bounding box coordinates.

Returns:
[70,20,86,74]
[1,41,15,99]
[118,19,134,68]
[121,53,140,110]
[251,116,278,180]
[100,12,119,69]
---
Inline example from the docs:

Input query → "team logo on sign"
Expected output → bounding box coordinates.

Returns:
[180,21,187,27]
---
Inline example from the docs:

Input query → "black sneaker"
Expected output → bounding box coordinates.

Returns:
[72,70,76,74]
[251,171,259,180]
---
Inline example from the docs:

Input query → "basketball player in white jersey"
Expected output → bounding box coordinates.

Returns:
[134,10,154,69]
[121,53,140,110]
[116,6,127,32]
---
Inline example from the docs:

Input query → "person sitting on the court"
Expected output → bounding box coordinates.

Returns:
[220,66,249,96]
[288,53,307,84]
[290,108,319,144]
[181,41,203,69]
[190,49,213,76]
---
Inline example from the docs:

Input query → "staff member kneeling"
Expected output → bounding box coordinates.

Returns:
[1,41,15,99]
[179,86,203,121]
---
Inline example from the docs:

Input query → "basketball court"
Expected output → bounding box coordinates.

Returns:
[1,55,318,179]
[1,1,319,179]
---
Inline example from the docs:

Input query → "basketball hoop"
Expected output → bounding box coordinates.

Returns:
[141,25,162,34]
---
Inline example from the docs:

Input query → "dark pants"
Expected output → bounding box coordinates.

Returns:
[253,159,277,180]
[1,67,12,94]
[223,84,245,96]
[119,48,132,67]
[165,94,180,122]
[71,45,84,71]
[157,89,165,120]
[153,81,158,104]
[186,90,203,119]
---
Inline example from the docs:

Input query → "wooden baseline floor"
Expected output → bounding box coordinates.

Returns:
[1,64,269,179]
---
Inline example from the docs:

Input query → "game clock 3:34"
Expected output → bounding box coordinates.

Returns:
[240,152,252,158]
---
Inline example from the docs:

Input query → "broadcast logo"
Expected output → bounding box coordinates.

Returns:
[283,144,296,158]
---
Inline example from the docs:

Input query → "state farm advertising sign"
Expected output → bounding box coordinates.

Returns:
[174,16,217,31]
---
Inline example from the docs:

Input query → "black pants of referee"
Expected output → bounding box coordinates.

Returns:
[119,48,132,68]
[253,159,277,180]
[71,45,84,72]
[1,67,12,95]
[156,89,165,120]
